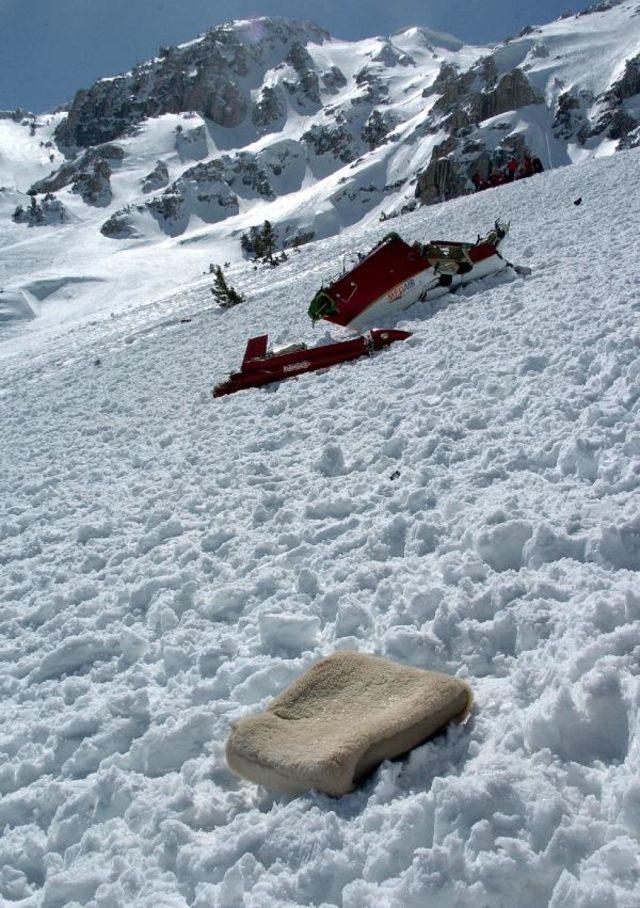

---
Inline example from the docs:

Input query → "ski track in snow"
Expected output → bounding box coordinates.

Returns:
[1,150,640,906]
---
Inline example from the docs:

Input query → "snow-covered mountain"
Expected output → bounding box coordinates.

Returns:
[1,1,639,332]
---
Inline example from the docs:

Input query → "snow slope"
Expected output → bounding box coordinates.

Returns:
[1,145,640,905]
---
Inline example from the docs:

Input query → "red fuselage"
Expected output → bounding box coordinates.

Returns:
[213,329,411,397]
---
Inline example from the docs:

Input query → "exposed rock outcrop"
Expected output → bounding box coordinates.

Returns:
[414,56,547,205]
[252,85,286,134]
[468,68,544,121]
[371,40,415,67]
[100,210,140,239]
[0,108,36,122]
[428,63,475,107]
[321,66,347,93]
[429,59,542,127]
[102,137,315,240]
[12,194,68,226]
[589,53,640,144]
[353,67,389,105]
[284,42,321,106]
[194,154,275,199]
[175,123,208,161]
[553,91,590,140]
[613,52,640,102]
[102,159,239,238]
[55,19,329,148]
[301,122,357,162]
[415,156,467,206]
[415,127,543,206]
[361,109,400,149]
[72,159,113,206]
[30,145,124,197]
[142,160,170,193]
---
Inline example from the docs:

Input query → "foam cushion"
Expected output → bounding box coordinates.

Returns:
[226,652,472,796]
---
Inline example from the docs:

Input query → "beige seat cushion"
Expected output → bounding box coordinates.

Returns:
[226,652,472,797]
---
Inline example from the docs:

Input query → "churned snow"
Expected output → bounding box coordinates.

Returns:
[1,143,640,905]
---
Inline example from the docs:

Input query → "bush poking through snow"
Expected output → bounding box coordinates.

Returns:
[210,266,245,309]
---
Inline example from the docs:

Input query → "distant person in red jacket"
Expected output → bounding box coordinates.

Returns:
[471,171,488,192]
[506,158,519,181]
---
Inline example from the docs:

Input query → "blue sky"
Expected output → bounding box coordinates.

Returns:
[1,0,588,113]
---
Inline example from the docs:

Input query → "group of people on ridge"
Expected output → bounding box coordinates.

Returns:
[471,154,544,192]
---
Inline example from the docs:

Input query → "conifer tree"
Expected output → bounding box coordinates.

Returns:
[239,220,281,263]
[210,266,245,309]
[261,220,277,264]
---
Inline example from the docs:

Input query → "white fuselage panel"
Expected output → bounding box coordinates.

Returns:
[346,252,507,330]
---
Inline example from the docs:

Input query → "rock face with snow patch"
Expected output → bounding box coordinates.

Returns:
[103,138,314,237]
[361,108,400,149]
[301,122,359,163]
[102,158,239,237]
[202,153,276,199]
[589,52,640,145]
[71,160,113,206]
[141,160,170,193]
[175,123,208,161]
[29,144,123,207]
[284,41,322,108]
[413,59,545,204]
[470,68,543,121]
[0,107,36,122]
[251,84,287,134]
[54,19,330,148]
[12,194,68,226]
[321,65,347,93]
[553,90,591,141]
[99,210,140,239]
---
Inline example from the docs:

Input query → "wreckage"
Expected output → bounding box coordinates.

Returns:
[212,330,411,397]
[213,222,519,398]
[308,221,510,329]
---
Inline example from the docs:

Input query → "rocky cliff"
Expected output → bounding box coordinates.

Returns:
[4,4,639,262]
[55,19,329,149]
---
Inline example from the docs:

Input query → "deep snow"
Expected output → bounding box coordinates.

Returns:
[1,148,640,906]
